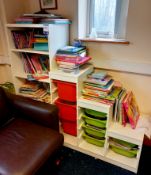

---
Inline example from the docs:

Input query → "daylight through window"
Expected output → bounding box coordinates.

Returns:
[88,0,129,39]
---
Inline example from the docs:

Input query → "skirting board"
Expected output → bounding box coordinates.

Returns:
[94,59,151,76]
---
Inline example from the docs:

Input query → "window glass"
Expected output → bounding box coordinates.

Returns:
[88,0,129,39]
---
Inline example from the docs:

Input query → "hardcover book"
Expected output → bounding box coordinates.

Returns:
[123,91,140,129]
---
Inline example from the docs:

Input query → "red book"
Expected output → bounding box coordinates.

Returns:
[56,56,91,65]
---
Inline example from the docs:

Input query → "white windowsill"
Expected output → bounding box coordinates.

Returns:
[76,38,130,45]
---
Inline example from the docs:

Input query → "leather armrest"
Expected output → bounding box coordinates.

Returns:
[5,92,59,131]
[144,135,151,147]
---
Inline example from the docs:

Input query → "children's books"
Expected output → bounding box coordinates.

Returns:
[88,71,107,79]
[123,91,140,129]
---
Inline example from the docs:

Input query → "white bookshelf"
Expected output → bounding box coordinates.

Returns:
[6,23,69,103]
[14,74,50,83]
[50,61,145,173]
[7,23,145,174]
[77,98,144,173]
[107,122,144,145]
[50,64,93,83]
[105,149,138,173]
[11,48,49,55]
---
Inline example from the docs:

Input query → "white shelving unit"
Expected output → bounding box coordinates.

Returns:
[7,23,145,174]
[77,98,144,173]
[6,23,69,102]
[51,64,145,173]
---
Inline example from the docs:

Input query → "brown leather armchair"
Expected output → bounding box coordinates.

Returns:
[0,87,64,175]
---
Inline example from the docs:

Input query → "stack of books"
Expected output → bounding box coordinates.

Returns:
[55,46,91,72]
[15,16,40,24]
[19,81,51,103]
[82,70,140,129]
[40,18,71,24]
[15,13,71,24]
[82,71,122,105]
[33,34,48,51]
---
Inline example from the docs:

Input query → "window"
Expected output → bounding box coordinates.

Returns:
[87,0,129,39]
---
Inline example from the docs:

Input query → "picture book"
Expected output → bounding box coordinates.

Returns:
[123,91,140,129]
[57,46,86,53]
[88,71,107,79]
[116,89,127,123]
[84,79,114,90]
[86,75,112,86]
[56,56,91,65]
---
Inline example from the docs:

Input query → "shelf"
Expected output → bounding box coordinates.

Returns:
[78,97,112,113]
[11,48,49,55]
[106,149,138,173]
[15,73,50,83]
[17,92,51,104]
[50,64,93,83]
[79,140,105,157]
[6,23,46,28]
[107,122,145,145]
[62,132,79,148]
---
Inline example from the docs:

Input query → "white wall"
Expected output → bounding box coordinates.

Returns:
[0,0,27,83]
[3,0,26,23]
[0,65,12,83]
[87,0,151,72]
[25,0,78,42]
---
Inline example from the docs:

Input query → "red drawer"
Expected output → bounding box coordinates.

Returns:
[53,80,76,102]
[55,99,76,122]
[61,120,77,136]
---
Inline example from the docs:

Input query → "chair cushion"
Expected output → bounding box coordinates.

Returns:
[0,118,64,175]
[0,88,12,127]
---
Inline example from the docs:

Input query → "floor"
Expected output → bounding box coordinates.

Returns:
[41,145,150,175]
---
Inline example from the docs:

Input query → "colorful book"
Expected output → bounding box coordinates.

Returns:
[85,75,112,86]
[56,56,91,65]
[84,79,114,91]
[57,46,86,53]
[88,71,107,79]
[123,91,140,129]
[116,89,127,123]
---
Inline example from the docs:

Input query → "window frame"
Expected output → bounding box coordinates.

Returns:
[86,0,129,39]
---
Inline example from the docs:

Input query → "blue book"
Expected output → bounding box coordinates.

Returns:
[57,46,86,54]
[34,43,48,51]
[90,71,107,79]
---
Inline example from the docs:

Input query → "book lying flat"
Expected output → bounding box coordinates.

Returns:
[84,79,114,90]
[85,75,112,86]
[83,85,110,95]
[56,56,91,65]
[88,71,107,79]
[82,95,114,105]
